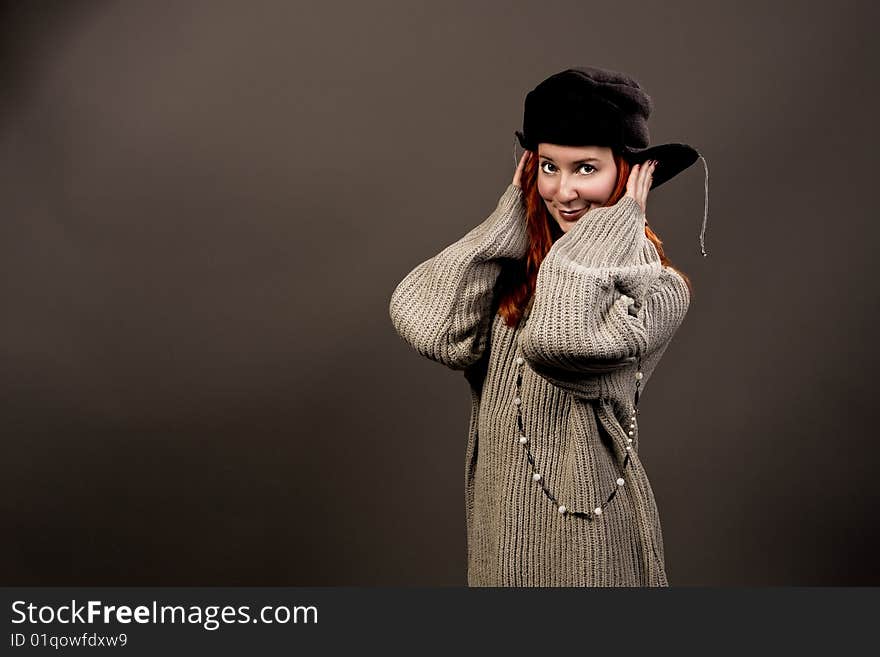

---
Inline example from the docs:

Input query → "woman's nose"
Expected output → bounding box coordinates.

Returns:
[558,177,579,201]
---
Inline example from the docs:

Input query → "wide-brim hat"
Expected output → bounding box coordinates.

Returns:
[515,67,709,254]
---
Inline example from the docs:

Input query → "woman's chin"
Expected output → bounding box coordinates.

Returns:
[556,217,580,232]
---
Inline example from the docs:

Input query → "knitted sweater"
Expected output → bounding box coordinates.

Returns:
[389,183,690,586]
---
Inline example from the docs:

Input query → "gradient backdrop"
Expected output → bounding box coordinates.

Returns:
[2,0,877,585]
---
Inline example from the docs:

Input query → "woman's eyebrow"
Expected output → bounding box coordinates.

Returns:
[539,156,601,164]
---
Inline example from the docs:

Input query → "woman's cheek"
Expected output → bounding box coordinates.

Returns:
[536,177,553,199]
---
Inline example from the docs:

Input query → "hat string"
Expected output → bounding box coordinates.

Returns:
[696,150,710,257]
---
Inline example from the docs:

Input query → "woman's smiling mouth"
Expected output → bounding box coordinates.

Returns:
[559,206,589,220]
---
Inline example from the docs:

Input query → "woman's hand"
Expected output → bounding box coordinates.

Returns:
[625,159,657,217]
[512,150,532,189]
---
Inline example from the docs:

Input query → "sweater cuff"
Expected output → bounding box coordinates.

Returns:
[553,195,649,268]
[479,183,529,261]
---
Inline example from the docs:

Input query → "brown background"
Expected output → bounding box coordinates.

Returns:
[2,0,877,585]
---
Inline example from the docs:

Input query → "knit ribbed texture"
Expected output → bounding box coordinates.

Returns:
[389,184,690,586]
[389,185,529,369]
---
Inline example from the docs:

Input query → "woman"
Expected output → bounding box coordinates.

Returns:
[389,67,708,586]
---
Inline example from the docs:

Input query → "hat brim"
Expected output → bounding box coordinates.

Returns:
[621,142,699,189]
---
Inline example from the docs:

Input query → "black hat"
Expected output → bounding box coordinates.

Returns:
[515,67,709,256]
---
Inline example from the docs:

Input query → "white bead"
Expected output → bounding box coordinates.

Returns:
[519,435,528,444]
[625,445,632,451]
[635,371,643,380]
[594,507,603,516]
[628,430,634,436]
[627,438,633,444]
[630,423,635,429]
[532,473,542,482]
[558,505,567,514]
[616,477,625,486]
[513,397,521,405]
[515,357,524,365]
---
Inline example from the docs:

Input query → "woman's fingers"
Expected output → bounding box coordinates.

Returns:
[625,164,636,199]
[625,162,641,208]
[644,159,656,214]
[638,164,647,209]
[626,159,656,214]
[512,150,531,188]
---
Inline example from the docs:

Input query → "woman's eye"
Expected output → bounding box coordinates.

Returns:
[539,162,595,175]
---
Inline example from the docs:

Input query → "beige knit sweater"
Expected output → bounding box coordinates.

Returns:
[389,183,690,586]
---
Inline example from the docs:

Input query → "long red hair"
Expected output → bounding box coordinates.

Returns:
[495,150,693,328]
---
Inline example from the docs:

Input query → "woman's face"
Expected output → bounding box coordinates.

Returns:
[536,143,617,233]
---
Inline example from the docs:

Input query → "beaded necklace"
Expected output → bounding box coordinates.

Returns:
[512,334,643,521]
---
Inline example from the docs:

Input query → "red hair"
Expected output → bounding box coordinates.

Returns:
[495,150,693,328]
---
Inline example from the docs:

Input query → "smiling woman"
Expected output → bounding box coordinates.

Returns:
[389,66,709,587]
[498,141,692,331]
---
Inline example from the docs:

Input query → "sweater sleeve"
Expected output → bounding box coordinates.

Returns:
[389,183,529,370]
[519,194,690,376]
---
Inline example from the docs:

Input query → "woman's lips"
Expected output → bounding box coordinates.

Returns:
[559,206,589,221]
